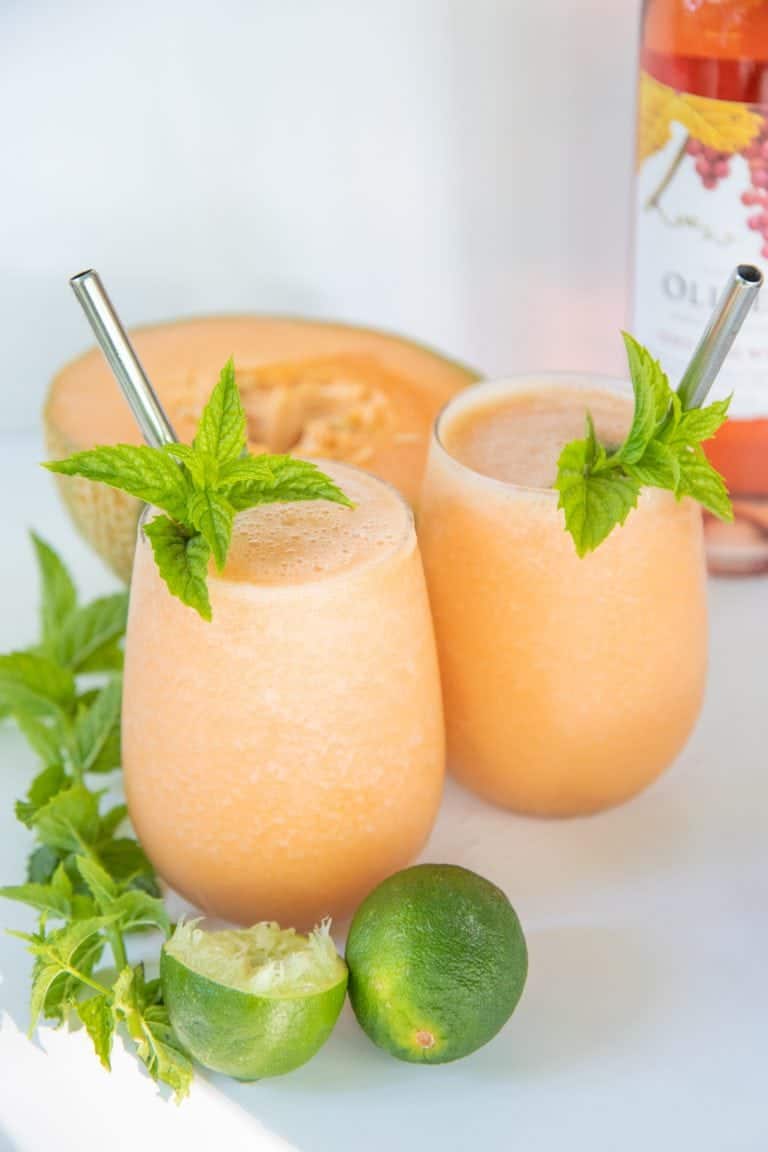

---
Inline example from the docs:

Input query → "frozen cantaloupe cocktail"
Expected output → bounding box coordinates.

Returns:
[418,377,708,816]
[122,462,444,927]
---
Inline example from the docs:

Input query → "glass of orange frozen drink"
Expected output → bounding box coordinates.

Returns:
[122,461,444,927]
[418,376,707,816]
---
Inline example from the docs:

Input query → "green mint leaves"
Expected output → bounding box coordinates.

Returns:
[556,418,642,558]
[1,536,192,1099]
[45,357,353,619]
[142,516,213,621]
[555,333,733,556]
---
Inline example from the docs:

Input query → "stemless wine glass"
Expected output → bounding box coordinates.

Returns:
[122,461,444,928]
[418,375,708,816]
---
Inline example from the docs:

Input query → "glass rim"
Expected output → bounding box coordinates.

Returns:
[136,457,417,594]
[432,372,636,498]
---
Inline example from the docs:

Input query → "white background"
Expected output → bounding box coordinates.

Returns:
[0,0,639,432]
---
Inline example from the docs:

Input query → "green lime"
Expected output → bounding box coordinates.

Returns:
[345,863,527,1064]
[161,919,348,1080]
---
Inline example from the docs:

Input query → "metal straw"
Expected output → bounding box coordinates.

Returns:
[677,264,763,410]
[69,269,178,447]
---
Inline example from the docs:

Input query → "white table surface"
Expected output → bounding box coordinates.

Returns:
[1,430,766,1152]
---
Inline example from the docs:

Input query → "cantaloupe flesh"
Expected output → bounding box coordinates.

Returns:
[44,315,477,582]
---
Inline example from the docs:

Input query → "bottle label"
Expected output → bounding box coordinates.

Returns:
[633,69,768,418]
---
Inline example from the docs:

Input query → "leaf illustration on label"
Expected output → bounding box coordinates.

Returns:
[637,71,678,167]
[678,90,762,154]
[637,72,762,169]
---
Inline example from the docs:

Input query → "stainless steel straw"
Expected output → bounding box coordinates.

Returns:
[69,269,178,447]
[677,264,763,410]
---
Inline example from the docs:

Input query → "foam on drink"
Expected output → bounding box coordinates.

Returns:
[223,463,412,585]
[441,385,631,489]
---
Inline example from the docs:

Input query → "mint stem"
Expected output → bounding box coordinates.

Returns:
[109,927,127,972]
[62,963,112,998]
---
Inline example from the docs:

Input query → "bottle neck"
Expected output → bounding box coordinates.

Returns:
[644,0,768,64]
[641,0,768,101]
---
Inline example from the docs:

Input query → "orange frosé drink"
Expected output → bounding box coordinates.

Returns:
[122,462,444,927]
[418,376,707,816]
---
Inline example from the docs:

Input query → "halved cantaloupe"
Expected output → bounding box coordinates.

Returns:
[44,315,478,582]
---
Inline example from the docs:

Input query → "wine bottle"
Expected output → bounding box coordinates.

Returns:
[633,0,768,575]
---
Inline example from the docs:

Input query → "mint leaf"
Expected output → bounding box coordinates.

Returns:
[51,594,128,672]
[0,652,76,716]
[618,334,672,462]
[667,397,731,447]
[75,855,118,906]
[143,516,212,620]
[96,838,159,894]
[113,965,193,1100]
[557,436,640,556]
[98,803,128,840]
[27,845,61,885]
[74,856,168,932]
[21,917,110,1028]
[187,488,234,571]
[16,763,69,827]
[77,993,115,1070]
[676,447,734,520]
[1,882,70,918]
[85,713,121,775]
[46,446,191,522]
[0,864,93,923]
[1,867,73,920]
[616,336,663,463]
[193,357,246,467]
[77,687,122,769]
[52,861,74,901]
[31,785,101,855]
[623,440,680,490]
[76,639,124,674]
[74,680,122,773]
[30,534,77,645]
[162,442,213,489]
[28,956,74,1029]
[556,333,733,554]
[13,712,65,769]
[110,890,170,936]
[31,929,105,1023]
[219,454,354,510]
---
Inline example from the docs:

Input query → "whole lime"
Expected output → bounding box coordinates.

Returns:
[345,863,527,1063]
[161,919,347,1080]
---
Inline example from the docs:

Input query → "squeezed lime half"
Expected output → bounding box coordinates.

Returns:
[161,919,348,1080]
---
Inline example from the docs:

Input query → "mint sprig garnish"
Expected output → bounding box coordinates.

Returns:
[555,333,733,556]
[45,358,353,619]
[2,536,193,1097]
